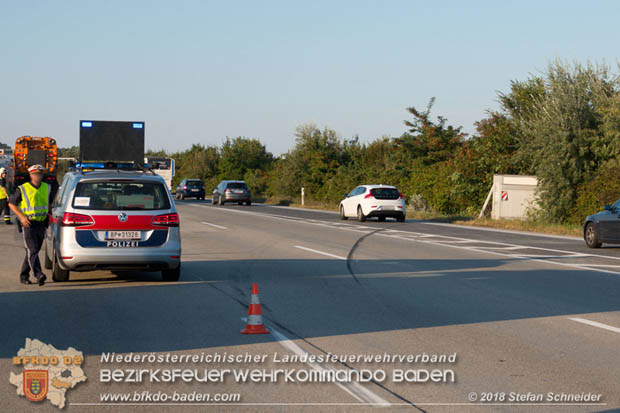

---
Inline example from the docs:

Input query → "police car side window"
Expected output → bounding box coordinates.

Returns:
[53,176,70,208]
[60,180,73,208]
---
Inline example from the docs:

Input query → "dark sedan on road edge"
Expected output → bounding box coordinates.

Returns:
[584,198,620,248]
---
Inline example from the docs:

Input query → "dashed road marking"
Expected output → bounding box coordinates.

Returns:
[294,245,347,261]
[568,317,620,334]
[201,221,228,229]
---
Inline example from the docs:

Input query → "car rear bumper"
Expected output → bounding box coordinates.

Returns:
[58,249,181,271]
[223,194,251,202]
[366,210,405,218]
[183,190,205,197]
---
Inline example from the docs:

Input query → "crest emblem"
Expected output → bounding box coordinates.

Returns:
[23,370,48,402]
[118,212,128,222]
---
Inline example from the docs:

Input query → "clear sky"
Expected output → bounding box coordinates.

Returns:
[1,1,618,154]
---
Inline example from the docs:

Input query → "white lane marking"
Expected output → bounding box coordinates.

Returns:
[515,254,591,259]
[241,317,390,406]
[294,245,347,261]
[201,221,228,229]
[580,264,620,268]
[422,221,582,241]
[568,317,620,334]
[183,205,620,275]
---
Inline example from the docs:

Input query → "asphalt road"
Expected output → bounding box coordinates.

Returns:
[1,199,619,412]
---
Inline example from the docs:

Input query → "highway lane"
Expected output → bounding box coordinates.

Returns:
[0,200,619,411]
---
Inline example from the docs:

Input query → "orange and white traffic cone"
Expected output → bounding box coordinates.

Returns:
[241,283,269,334]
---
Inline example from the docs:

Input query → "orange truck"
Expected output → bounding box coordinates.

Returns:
[11,136,58,189]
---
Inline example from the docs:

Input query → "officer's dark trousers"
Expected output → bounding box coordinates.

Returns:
[20,224,46,281]
[0,198,9,223]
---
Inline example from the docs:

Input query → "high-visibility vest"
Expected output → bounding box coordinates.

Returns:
[18,182,49,221]
[0,179,8,200]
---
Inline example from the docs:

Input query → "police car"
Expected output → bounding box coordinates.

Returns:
[44,166,181,282]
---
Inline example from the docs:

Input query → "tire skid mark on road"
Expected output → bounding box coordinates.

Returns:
[183,204,620,276]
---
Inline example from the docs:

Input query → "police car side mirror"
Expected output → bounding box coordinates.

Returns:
[604,204,612,211]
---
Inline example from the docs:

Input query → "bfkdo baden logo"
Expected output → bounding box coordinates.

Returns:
[9,338,87,409]
[23,369,49,402]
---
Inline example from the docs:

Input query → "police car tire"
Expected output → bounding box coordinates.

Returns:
[162,266,180,282]
[44,243,53,270]
[52,250,70,282]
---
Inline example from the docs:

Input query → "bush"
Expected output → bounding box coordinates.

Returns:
[569,160,620,224]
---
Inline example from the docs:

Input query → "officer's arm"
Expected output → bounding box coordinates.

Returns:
[8,193,31,228]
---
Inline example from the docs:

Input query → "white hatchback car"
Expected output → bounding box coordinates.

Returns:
[340,185,406,222]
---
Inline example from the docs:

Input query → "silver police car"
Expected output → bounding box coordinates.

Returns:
[44,170,181,281]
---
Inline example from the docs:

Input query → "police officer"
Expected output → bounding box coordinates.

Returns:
[0,167,11,224]
[8,165,56,285]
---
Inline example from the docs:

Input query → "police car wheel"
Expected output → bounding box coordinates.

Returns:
[44,243,53,270]
[52,249,70,282]
[162,266,180,282]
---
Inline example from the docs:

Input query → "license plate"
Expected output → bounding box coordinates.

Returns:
[191,189,199,192]
[382,206,394,210]
[105,231,141,240]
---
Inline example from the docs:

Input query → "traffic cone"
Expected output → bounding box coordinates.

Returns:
[241,283,269,334]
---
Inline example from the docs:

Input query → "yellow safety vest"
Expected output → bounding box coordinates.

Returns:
[0,179,7,200]
[18,182,49,221]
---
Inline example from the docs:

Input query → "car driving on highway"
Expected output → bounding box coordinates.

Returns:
[340,185,405,222]
[212,180,252,205]
[44,169,182,282]
[583,198,620,248]
[175,178,205,200]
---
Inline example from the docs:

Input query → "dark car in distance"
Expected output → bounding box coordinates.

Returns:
[584,198,620,248]
[212,180,251,205]
[175,179,205,200]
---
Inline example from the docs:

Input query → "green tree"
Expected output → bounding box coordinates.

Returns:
[395,98,466,166]
[219,137,274,180]
[505,60,620,222]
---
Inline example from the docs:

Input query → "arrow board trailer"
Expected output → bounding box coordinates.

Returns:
[79,120,145,166]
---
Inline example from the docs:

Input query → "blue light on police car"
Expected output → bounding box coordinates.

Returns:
[81,121,93,128]
[132,123,143,129]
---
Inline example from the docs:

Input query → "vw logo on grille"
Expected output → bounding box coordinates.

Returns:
[118,212,128,222]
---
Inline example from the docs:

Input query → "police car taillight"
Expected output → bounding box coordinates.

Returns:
[151,213,179,227]
[61,212,94,226]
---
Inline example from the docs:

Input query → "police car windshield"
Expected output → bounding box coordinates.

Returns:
[72,181,171,210]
